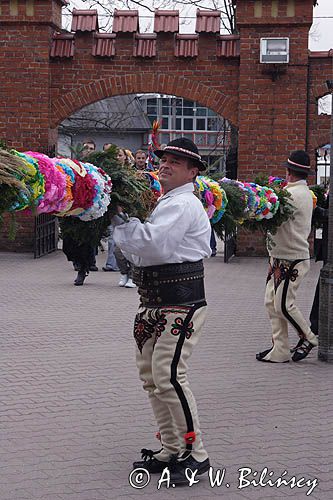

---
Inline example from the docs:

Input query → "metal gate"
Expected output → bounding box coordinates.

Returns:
[33,145,57,258]
[34,214,57,258]
[224,229,237,263]
[223,125,238,263]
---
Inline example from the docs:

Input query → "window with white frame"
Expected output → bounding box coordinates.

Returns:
[140,96,227,137]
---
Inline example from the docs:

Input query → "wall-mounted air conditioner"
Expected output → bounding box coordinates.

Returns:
[260,38,289,64]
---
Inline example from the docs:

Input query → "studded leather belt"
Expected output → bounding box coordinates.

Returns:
[133,260,206,307]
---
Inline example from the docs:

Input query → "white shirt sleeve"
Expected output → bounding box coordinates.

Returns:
[113,201,191,262]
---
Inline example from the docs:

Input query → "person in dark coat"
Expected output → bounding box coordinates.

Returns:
[309,195,329,335]
[63,236,96,285]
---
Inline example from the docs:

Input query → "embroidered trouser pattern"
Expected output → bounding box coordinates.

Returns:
[263,258,318,362]
[134,303,208,463]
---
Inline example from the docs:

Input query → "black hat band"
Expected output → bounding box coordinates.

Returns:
[163,145,202,160]
[287,159,311,169]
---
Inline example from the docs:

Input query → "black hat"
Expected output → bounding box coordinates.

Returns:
[155,137,207,171]
[283,150,314,175]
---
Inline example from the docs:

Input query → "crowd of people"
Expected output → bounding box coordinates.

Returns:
[82,139,150,171]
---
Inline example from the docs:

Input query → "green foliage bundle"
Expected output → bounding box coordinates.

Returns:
[212,175,296,249]
[86,147,153,220]
[0,149,29,227]
[213,182,247,239]
[59,146,154,248]
[59,215,110,248]
[242,174,295,236]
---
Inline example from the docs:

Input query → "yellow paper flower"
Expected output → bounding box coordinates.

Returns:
[310,190,317,209]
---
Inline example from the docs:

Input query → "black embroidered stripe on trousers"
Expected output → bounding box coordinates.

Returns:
[170,300,207,454]
[281,259,306,337]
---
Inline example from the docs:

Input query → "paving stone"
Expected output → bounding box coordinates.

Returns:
[0,250,332,499]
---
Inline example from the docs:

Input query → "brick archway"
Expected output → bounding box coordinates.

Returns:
[50,73,238,129]
[2,0,333,255]
[1,0,330,172]
[309,135,331,153]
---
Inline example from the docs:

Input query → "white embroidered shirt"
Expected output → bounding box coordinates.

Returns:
[113,182,212,267]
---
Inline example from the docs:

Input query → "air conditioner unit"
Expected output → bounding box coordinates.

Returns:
[260,38,289,64]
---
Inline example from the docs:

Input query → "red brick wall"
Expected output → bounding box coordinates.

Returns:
[0,0,63,150]
[49,32,240,128]
[234,0,330,256]
[0,212,35,252]
[0,0,331,255]
[237,0,312,177]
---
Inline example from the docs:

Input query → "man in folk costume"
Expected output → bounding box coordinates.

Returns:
[113,138,211,483]
[256,150,319,363]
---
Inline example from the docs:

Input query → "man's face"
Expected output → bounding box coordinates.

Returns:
[135,153,146,169]
[158,153,199,193]
[285,168,290,182]
[82,142,95,157]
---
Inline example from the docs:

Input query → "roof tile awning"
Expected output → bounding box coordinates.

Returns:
[217,35,240,58]
[134,34,157,58]
[71,9,99,32]
[175,34,199,58]
[196,10,221,33]
[154,10,179,33]
[92,33,116,57]
[112,10,139,33]
[50,33,75,58]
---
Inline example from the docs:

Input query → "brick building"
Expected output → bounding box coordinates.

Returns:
[0,0,331,254]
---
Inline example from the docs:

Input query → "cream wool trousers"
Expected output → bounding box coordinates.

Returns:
[263,258,318,362]
[133,303,208,463]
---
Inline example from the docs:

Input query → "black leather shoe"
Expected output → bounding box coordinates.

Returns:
[169,455,210,484]
[74,271,87,286]
[132,449,168,474]
[256,349,289,363]
[290,339,302,353]
[89,265,98,271]
[292,340,316,362]
[133,457,168,474]
[256,348,271,361]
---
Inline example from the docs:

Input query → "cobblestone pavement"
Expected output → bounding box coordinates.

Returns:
[0,248,332,500]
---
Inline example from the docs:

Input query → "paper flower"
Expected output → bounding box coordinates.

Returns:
[9,151,45,211]
[24,152,67,214]
[195,176,228,223]
[77,162,112,221]
[310,190,317,209]
[51,158,75,214]
[144,171,162,198]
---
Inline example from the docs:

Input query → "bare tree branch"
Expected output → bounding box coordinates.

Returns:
[60,96,149,134]
[66,0,236,34]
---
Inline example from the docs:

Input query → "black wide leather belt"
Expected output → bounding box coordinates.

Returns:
[133,260,206,307]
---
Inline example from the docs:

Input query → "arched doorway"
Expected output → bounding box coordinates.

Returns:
[57,92,238,178]
[57,92,239,262]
